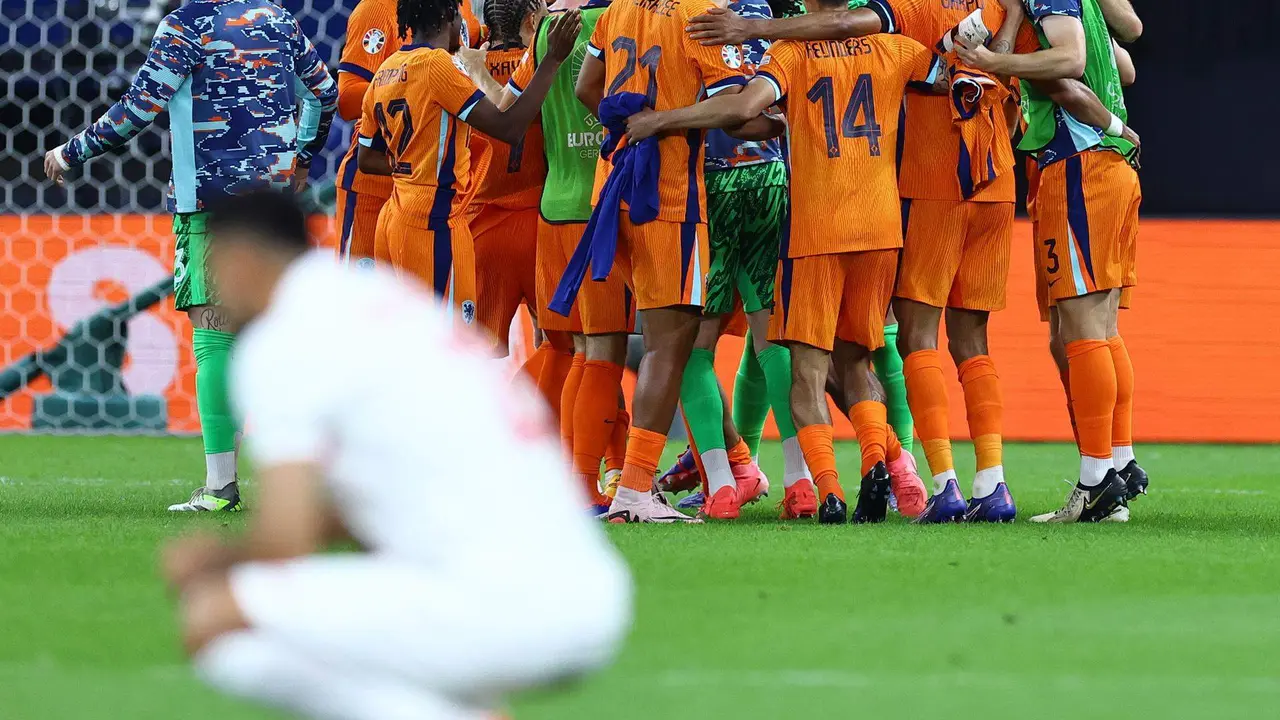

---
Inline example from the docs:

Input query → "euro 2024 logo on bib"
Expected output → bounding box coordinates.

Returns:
[721,45,743,69]
[362,28,386,55]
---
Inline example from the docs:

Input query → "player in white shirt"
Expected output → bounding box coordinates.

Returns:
[162,191,632,720]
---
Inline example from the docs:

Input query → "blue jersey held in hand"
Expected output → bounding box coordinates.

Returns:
[58,0,337,213]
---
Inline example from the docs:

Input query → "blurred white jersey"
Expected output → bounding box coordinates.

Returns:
[232,251,621,579]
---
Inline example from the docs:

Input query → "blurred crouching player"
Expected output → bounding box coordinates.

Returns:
[163,191,631,720]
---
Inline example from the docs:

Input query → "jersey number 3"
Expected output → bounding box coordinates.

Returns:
[806,74,881,159]
[374,98,416,173]
[607,37,662,108]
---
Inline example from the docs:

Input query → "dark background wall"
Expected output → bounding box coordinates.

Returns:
[1117,2,1278,216]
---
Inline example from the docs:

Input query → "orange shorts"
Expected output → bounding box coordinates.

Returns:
[769,249,898,352]
[375,206,478,328]
[1034,150,1140,307]
[567,220,636,336]
[897,199,1013,311]
[335,186,387,268]
[614,217,710,312]
[472,205,537,352]
[535,218,584,333]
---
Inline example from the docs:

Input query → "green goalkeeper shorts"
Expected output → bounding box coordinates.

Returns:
[704,164,788,316]
[173,211,216,310]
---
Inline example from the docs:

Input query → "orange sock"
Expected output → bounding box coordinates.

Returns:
[726,438,752,467]
[620,426,666,493]
[520,341,551,384]
[903,350,954,477]
[558,353,585,450]
[1058,366,1081,447]
[1065,339,1117,459]
[886,425,903,463]
[604,407,630,473]
[1108,336,1134,451]
[797,424,842,501]
[849,400,888,475]
[537,349,573,425]
[958,355,1003,471]
[572,361,625,482]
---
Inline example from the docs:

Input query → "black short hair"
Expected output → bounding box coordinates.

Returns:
[398,0,460,40]
[206,189,310,255]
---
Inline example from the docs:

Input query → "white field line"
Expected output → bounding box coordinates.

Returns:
[0,476,190,487]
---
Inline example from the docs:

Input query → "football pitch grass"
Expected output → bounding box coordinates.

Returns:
[1,436,1278,719]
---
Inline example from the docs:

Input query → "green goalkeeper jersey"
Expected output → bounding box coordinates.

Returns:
[526,1,611,224]
[1018,0,1136,167]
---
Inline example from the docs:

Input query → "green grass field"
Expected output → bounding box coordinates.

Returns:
[1,436,1278,719]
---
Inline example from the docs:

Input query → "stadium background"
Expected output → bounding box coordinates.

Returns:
[1,0,1277,440]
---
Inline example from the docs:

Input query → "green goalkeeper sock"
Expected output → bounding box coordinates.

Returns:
[681,348,737,494]
[756,343,798,440]
[873,323,914,453]
[732,331,770,456]
[193,328,239,490]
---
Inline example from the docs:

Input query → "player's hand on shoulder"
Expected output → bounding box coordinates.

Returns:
[625,108,665,144]
[455,42,491,81]
[686,7,748,47]
[43,148,67,186]
[546,9,582,63]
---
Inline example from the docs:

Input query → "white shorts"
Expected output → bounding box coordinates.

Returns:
[229,554,631,704]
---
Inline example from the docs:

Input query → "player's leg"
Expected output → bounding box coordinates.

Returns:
[874,307,914,453]
[1110,182,1148,500]
[682,317,742,518]
[732,328,771,455]
[947,201,1015,522]
[171,211,241,512]
[606,220,707,523]
[894,199,968,521]
[747,314,816,519]
[473,206,533,357]
[534,220,581,427]
[336,187,383,269]
[1031,153,1133,523]
[769,254,844,524]
[833,249,901,524]
[601,390,630,498]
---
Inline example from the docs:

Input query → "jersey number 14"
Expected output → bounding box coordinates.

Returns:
[806,74,881,159]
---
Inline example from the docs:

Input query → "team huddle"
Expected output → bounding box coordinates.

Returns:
[336,0,1147,526]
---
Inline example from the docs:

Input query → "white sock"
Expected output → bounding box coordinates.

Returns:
[614,485,650,504]
[206,451,237,491]
[197,631,487,720]
[931,469,958,495]
[702,448,735,495]
[972,466,1004,499]
[1113,445,1135,469]
[1079,456,1112,487]
[781,436,811,488]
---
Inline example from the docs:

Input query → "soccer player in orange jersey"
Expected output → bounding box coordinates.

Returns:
[336,0,485,268]
[572,0,759,523]
[464,0,550,354]
[627,2,948,524]
[356,0,580,324]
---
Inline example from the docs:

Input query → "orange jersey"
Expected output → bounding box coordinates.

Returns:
[336,0,402,198]
[468,46,546,209]
[359,44,486,225]
[587,0,748,223]
[755,35,942,257]
[878,0,1015,203]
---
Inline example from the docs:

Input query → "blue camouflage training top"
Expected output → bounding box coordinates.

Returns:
[58,0,337,213]
[703,0,783,177]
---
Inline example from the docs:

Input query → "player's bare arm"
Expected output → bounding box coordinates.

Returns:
[956,14,1086,79]
[1031,77,1139,148]
[1114,40,1135,85]
[466,10,582,144]
[574,49,605,118]
[455,42,509,104]
[685,5,883,46]
[357,144,395,175]
[990,0,1027,55]
[625,79,781,142]
[1096,0,1142,42]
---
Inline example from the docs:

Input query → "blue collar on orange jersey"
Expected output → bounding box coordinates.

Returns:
[550,92,659,317]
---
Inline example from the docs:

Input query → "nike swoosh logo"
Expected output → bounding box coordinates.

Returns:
[1047,279,1060,288]
[1085,489,1111,510]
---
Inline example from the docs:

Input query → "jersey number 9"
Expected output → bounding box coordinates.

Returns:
[806,74,882,159]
